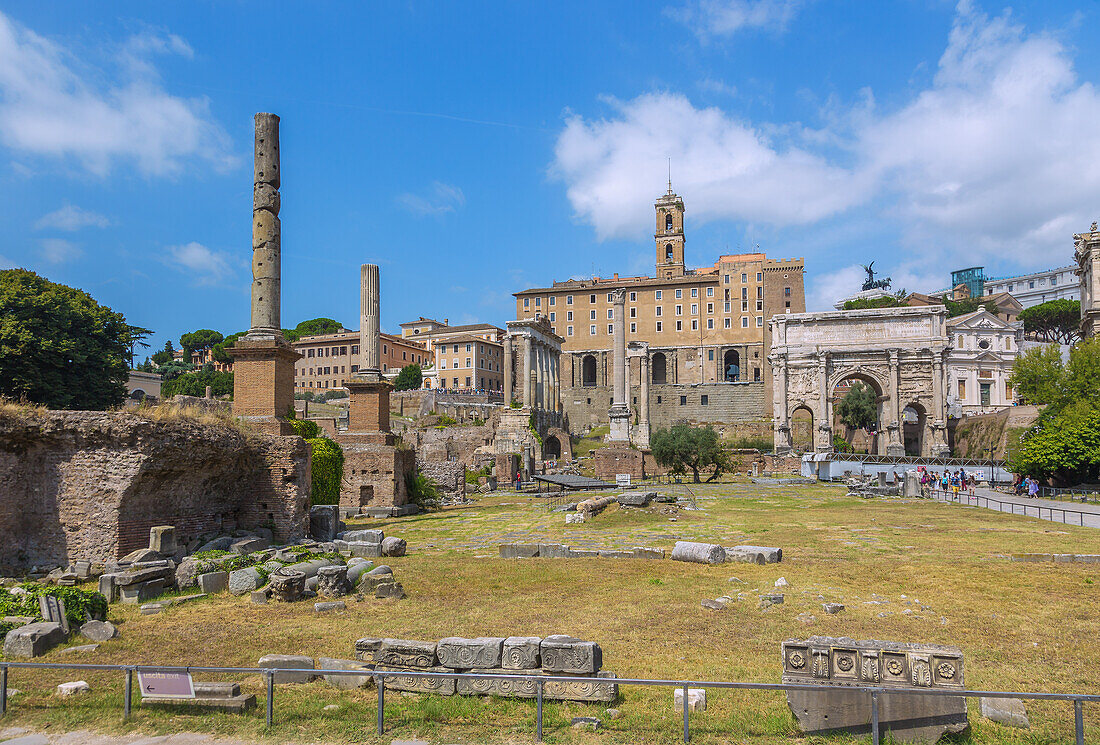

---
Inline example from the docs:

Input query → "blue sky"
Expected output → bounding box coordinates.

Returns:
[2,1,1098,357]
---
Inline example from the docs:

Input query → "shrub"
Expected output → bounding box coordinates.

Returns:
[405,470,440,509]
[465,465,491,484]
[288,417,321,439]
[437,414,457,427]
[0,584,107,637]
[309,437,344,505]
[832,434,855,453]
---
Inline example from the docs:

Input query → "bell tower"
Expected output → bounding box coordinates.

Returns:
[655,180,685,279]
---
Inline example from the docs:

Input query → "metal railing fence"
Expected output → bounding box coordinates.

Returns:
[1,660,1096,744]
[931,489,1095,526]
[1037,486,1100,503]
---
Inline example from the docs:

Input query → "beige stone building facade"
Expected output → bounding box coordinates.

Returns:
[431,334,505,392]
[945,310,1020,416]
[514,187,805,431]
[1076,222,1100,338]
[292,330,427,393]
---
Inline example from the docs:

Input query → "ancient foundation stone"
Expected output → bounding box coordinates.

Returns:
[79,620,119,642]
[3,622,66,658]
[197,571,229,594]
[319,657,374,690]
[540,635,601,674]
[502,637,541,669]
[725,545,782,564]
[257,654,317,684]
[317,565,350,598]
[376,639,438,668]
[228,568,264,596]
[269,569,305,602]
[374,665,456,695]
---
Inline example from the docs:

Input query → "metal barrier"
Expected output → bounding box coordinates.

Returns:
[932,491,1094,526]
[0,660,1095,744]
[1039,486,1100,504]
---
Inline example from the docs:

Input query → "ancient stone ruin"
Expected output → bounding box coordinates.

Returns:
[782,636,968,744]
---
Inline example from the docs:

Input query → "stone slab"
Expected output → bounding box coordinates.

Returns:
[376,639,438,668]
[319,656,375,690]
[540,635,601,674]
[197,571,228,594]
[726,545,783,564]
[499,543,540,559]
[257,654,317,684]
[141,694,256,713]
[355,637,384,661]
[348,541,383,558]
[78,620,118,642]
[598,550,635,559]
[536,543,572,559]
[632,547,664,560]
[343,529,385,542]
[980,696,1029,729]
[674,687,707,712]
[437,637,505,670]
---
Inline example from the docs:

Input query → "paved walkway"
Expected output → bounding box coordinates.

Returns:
[931,487,1100,528]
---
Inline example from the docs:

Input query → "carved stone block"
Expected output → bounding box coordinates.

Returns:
[455,670,617,703]
[437,637,505,670]
[502,636,541,669]
[540,635,602,674]
[375,639,437,668]
[374,665,455,695]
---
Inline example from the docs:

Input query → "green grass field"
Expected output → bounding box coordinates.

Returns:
[3,480,1099,743]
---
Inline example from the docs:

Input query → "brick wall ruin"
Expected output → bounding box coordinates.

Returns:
[0,409,310,571]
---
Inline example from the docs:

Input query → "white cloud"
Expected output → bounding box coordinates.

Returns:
[38,238,81,264]
[807,264,863,311]
[554,2,1100,269]
[396,181,466,216]
[34,204,109,231]
[553,92,868,240]
[0,12,234,176]
[166,241,233,285]
[670,0,807,38]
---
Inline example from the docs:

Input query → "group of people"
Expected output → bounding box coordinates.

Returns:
[1012,474,1042,498]
[919,467,976,499]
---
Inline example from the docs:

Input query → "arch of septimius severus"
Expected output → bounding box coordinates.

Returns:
[769,306,951,457]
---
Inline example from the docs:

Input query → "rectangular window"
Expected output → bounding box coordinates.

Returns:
[567,295,573,304]
[630,307,636,318]
[691,288,698,298]
[549,296,556,306]
[757,300,763,311]
[453,344,459,352]
[567,326,574,336]
[549,312,555,321]
[691,304,698,315]
[523,298,529,308]
[707,319,714,329]
[707,302,713,313]
[741,273,747,283]
[630,322,636,333]
[708,349,714,360]
[655,290,662,300]
[567,311,573,321]
[1051,276,1057,286]
[607,308,613,319]
[676,320,683,330]
[701,395,709,406]
[656,321,663,332]
[630,291,636,302]
[453,361,459,369]
[607,324,613,334]
[724,274,730,283]
[784,287,791,297]
[590,294,596,303]
[741,287,748,299]
[465,357,471,367]
[724,318,731,329]
[757,272,763,282]
[676,288,682,299]
[590,310,596,320]
[706,287,714,297]
[679,395,687,405]
[656,396,662,404]
[724,302,731,313]
[958,379,967,398]
[534,297,541,306]
[590,325,596,335]
[741,317,748,328]
[656,306,662,317]
[691,319,698,330]
[742,301,749,312]
[756,316,763,327]
[675,305,682,316]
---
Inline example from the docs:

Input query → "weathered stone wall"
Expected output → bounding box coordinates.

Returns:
[563,382,765,433]
[408,418,497,467]
[417,460,466,497]
[952,405,1039,460]
[0,410,310,571]
[339,442,416,510]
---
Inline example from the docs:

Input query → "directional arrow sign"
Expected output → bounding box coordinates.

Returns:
[138,671,195,699]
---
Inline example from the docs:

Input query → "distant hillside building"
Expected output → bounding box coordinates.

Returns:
[514,185,805,431]
[983,266,1079,308]
[945,309,1021,416]
[293,329,427,393]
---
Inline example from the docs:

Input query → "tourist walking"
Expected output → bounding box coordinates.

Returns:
[1028,477,1040,499]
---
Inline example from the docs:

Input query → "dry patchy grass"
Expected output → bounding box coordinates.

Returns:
[3,482,1100,743]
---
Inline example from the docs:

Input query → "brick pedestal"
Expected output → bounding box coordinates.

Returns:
[346,377,394,444]
[229,336,300,435]
[593,446,646,481]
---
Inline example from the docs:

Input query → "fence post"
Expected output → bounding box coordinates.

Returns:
[0,664,8,717]
[123,667,133,720]
[536,680,544,742]
[870,689,880,745]
[1075,699,1084,745]
[682,684,690,742]
[377,675,385,736]
[265,670,274,727]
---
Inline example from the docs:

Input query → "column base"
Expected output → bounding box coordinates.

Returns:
[931,444,952,458]
[886,443,906,457]
[607,407,631,444]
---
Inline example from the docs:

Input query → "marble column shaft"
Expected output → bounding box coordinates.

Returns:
[360,264,381,378]
[522,335,533,408]
[503,336,513,403]
[612,289,627,405]
[250,113,281,334]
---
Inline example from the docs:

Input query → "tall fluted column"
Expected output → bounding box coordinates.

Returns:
[551,352,561,414]
[522,335,533,408]
[360,263,381,380]
[250,113,281,335]
[535,342,545,410]
[608,289,630,443]
[636,350,651,449]
[503,335,513,403]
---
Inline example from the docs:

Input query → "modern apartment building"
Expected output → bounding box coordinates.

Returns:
[292,330,428,393]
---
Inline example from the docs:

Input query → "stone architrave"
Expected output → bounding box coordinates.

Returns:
[782,636,967,744]
[437,637,505,670]
[373,665,456,695]
[374,639,438,668]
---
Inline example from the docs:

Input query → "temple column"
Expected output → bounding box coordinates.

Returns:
[931,350,951,457]
[886,350,904,457]
[607,289,630,443]
[636,349,651,449]
[503,335,513,404]
[522,335,533,408]
[360,263,381,380]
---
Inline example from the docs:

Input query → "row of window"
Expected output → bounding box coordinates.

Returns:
[549,299,769,324]
[560,316,765,337]
[439,358,501,371]
[305,345,352,358]
[522,281,774,310]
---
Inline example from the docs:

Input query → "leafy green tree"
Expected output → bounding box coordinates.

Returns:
[835,381,878,432]
[650,424,730,483]
[211,331,246,363]
[393,363,423,391]
[179,329,223,359]
[1012,401,1100,483]
[151,340,175,366]
[0,269,138,410]
[156,359,195,381]
[283,318,343,342]
[1009,344,1066,406]
[843,296,903,310]
[161,370,233,398]
[1019,299,1081,345]
[940,296,1000,318]
[1062,337,1100,404]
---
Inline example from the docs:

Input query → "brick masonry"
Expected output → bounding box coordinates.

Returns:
[0,410,310,570]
